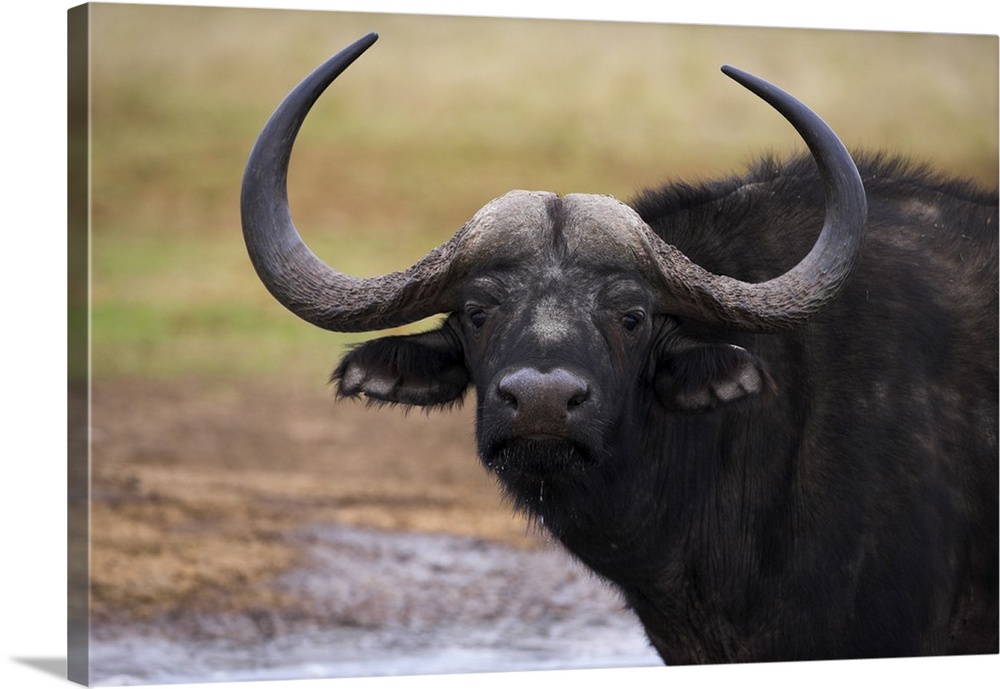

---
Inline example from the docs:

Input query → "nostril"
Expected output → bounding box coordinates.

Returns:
[567,388,589,410]
[496,375,521,410]
[558,371,589,412]
[499,388,519,409]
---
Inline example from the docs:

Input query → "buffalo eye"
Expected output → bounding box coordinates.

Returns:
[467,307,488,329]
[621,311,645,333]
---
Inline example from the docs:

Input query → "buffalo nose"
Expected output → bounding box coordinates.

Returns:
[495,367,590,437]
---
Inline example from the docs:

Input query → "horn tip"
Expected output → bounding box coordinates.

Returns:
[720,64,752,83]
[355,32,379,51]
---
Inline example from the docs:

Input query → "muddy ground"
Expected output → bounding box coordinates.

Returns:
[88,377,562,634]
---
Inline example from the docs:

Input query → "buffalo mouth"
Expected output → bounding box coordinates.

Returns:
[481,436,594,480]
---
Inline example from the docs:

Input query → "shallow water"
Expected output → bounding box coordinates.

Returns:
[91,525,661,685]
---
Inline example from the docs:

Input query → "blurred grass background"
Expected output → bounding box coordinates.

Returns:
[86,4,998,385]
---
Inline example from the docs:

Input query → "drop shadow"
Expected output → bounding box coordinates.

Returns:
[12,657,67,679]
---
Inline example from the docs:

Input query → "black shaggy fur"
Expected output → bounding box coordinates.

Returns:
[334,153,999,663]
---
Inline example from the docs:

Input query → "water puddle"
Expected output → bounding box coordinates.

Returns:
[91,525,661,685]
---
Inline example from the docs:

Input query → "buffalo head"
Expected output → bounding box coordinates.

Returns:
[241,33,866,510]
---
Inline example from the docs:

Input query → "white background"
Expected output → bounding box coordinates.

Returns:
[2,1,998,688]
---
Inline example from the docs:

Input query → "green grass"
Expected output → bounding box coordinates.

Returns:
[83,5,998,382]
[87,231,436,381]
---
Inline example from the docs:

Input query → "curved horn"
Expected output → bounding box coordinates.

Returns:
[647,65,868,332]
[241,33,467,332]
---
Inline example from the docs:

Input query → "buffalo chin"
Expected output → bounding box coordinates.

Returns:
[481,437,593,481]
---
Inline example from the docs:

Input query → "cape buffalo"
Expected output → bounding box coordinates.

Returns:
[241,33,999,663]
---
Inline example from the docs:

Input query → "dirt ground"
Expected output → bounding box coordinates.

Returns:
[87,377,542,633]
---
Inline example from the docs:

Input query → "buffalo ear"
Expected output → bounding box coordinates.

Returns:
[652,339,774,413]
[332,322,469,408]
